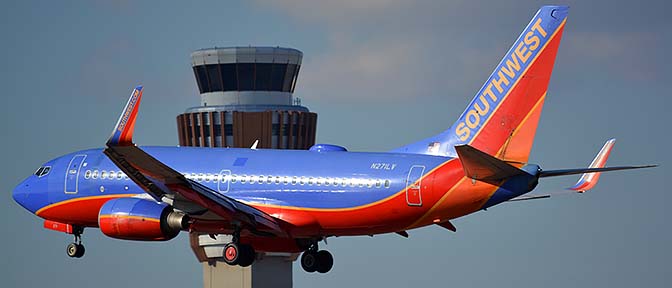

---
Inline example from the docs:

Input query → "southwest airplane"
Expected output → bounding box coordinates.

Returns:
[12,6,655,274]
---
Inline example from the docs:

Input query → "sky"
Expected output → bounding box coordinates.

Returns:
[2,0,670,287]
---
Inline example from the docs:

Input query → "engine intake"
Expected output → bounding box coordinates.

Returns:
[98,197,188,241]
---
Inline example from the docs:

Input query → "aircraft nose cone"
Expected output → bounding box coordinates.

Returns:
[13,178,45,214]
[13,180,31,210]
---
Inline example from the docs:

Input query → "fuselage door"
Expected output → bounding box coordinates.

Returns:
[218,169,232,193]
[64,154,87,194]
[406,165,425,206]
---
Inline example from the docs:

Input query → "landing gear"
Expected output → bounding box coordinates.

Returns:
[222,228,256,267]
[300,242,333,273]
[66,227,85,258]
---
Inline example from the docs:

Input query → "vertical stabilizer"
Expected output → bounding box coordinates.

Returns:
[392,6,569,163]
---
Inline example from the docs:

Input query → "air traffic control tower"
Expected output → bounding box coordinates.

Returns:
[177,46,317,149]
[178,47,317,288]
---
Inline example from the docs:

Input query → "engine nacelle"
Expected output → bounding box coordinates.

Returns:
[98,197,188,241]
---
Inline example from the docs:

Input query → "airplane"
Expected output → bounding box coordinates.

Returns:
[12,5,655,274]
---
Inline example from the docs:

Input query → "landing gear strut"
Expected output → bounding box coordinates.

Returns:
[66,226,85,258]
[222,228,256,267]
[300,241,333,273]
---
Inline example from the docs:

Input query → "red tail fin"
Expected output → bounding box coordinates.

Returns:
[392,6,569,163]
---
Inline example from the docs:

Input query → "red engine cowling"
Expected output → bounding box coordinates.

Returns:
[98,197,188,241]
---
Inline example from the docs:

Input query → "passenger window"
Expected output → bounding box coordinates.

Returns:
[384,180,391,188]
[375,179,381,188]
[110,171,117,180]
[291,176,297,185]
[250,175,258,183]
[84,170,91,179]
[300,177,306,185]
[258,175,265,184]
[308,177,314,185]
[341,178,347,187]
[317,177,323,186]
[92,170,99,179]
[275,176,280,184]
[101,170,108,179]
[231,174,238,183]
[117,171,123,180]
[324,178,330,186]
[198,173,205,182]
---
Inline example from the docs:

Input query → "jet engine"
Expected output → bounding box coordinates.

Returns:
[98,197,188,241]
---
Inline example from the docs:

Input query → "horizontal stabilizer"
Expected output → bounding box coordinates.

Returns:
[455,144,527,183]
[508,194,551,202]
[539,165,657,178]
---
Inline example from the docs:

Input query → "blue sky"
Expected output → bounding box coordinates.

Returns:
[2,1,670,287]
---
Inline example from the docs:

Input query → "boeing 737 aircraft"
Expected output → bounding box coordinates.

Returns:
[13,6,655,273]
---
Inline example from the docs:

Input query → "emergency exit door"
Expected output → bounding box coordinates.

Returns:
[406,165,425,206]
[64,155,86,194]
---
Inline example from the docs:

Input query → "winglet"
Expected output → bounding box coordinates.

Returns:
[569,138,615,192]
[107,85,143,147]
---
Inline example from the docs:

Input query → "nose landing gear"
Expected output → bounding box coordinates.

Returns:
[66,226,85,258]
[300,241,333,273]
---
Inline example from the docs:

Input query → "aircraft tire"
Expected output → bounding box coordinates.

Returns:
[301,251,318,273]
[66,243,85,258]
[75,244,85,258]
[223,243,240,265]
[66,243,78,258]
[238,244,255,267]
[315,250,333,273]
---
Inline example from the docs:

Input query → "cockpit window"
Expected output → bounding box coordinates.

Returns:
[34,166,51,177]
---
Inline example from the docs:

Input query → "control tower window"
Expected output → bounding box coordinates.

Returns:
[206,64,222,92]
[255,63,272,91]
[283,64,297,92]
[194,62,301,93]
[220,64,237,91]
[194,66,210,93]
[271,64,286,91]
[238,63,255,91]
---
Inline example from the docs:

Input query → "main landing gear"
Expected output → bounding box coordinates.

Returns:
[66,226,85,258]
[222,229,256,267]
[300,242,333,273]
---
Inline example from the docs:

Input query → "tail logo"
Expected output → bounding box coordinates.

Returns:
[117,89,141,133]
[456,17,549,141]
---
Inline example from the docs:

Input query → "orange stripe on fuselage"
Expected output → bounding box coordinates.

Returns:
[36,194,139,227]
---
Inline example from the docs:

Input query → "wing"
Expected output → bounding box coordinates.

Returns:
[103,85,285,236]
